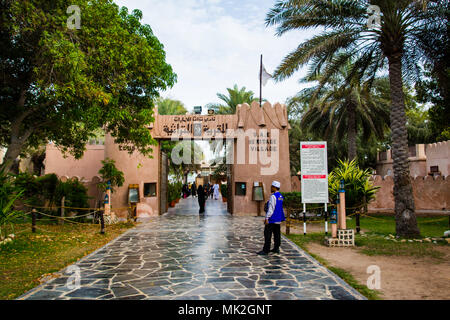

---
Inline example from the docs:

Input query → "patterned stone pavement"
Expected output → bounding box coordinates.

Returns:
[20,196,365,300]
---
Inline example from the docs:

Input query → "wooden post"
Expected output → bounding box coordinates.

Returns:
[286,208,291,235]
[32,209,37,233]
[104,189,111,216]
[59,196,65,225]
[332,206,338,238]
[339,192,346,230]
[257,201,261,217]
[100,211,105,234]
[356,212,361,234]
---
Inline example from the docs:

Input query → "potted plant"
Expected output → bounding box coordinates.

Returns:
[220,184,228,203]
[168,183,176,207]
[175,182,182,203]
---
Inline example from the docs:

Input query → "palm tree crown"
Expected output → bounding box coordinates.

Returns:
[266,0,444,237]
[300,63,390,160]
[156,97,187,115]
[207,84,258,115]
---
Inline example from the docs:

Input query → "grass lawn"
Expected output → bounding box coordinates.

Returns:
[349,215,449,258]
[288,215,449,259]
[0,221,135,300]
[285,215,449,299]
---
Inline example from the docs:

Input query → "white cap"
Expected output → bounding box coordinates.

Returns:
[272,181,281,189]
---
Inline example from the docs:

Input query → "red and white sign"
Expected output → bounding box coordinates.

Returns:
[301,142,329,203]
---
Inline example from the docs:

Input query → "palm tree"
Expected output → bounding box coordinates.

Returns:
[156,97,187,115]
[207,84,258,115]
[300,64,390,161]
[265,0,442,237]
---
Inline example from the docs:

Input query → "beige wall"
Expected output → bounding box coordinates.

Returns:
[104,134,160,219]
[426,141,450,176]
[232,102,291,216]
[45,143,105,181]
[368,175,450,214]
[376,141,449,177]
[291,176,301,192]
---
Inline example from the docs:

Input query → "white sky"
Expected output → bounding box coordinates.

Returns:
[114,0,318,112]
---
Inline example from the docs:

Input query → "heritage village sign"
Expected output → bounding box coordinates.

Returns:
[47,102,292,219]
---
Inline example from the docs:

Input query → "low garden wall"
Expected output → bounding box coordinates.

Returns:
[291,175,450,215]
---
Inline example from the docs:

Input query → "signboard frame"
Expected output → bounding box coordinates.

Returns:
[300,141,329,235]
[300,141,329,204]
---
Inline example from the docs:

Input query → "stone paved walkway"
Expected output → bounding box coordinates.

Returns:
[20,196,365,300]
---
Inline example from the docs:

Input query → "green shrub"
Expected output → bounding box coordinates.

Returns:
[13,173,89,216]
[167,182,180,203]
[328,159,379,212]
[56,178,89,212]
[98,158,124,193]
[0,166,24,239]
[281,192,302,208]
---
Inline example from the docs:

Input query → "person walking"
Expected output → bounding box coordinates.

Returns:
[257,181,285,255]
[197,184,206,214]
[213,182,220,200]
[192,182,197,198]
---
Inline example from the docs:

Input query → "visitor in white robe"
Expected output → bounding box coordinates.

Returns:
[213,183,220,200]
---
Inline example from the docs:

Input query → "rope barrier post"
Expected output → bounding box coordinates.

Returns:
[286,208,291,235]
[330,208,338,238]
[356,211,361,234]
[100,210,105,234]
[303,203,307,236]
[338,179,346,230]
[59,197,65,225]
[324,203,328,236]
[32,209,37,233]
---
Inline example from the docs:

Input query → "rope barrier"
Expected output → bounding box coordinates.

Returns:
[23,204,132,211]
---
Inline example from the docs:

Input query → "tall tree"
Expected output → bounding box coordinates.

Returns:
[299,63,389,160]
[0,0,176,172]
[156,98,201,182]
[207,84,258,115]
[156,97,187,116]
[415,1,450,140]
[266,0,444,237]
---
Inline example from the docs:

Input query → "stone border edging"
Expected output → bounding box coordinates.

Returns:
[17,226,138,300]
[281,234,367,300]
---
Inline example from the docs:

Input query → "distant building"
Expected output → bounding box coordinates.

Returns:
[376,141,450,177]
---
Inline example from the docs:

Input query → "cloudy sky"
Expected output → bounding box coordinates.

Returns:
[114,0,318,112]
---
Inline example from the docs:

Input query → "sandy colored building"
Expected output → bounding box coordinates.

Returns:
[43,102,292,219]
[376,141,450,177]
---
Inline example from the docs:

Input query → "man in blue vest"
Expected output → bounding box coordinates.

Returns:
[257,181,285,255]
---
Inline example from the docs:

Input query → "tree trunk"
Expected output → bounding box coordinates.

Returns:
[1,113,34,173]
[2,140,24,173]
[387,53,420,238]
[347,102,357,161]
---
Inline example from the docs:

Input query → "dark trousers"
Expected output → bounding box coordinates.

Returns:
[199,201,205,213]
[263,223,281,253]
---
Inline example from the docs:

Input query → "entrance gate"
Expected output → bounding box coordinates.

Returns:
[151,101,292,217]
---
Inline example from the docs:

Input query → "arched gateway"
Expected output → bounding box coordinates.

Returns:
[46,102,291,219]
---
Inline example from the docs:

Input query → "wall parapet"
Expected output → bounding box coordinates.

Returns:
[368,175,449,213]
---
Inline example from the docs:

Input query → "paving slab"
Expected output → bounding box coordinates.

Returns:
[19,196,365,300]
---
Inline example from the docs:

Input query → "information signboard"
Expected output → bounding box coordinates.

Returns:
[300,142,329,204]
